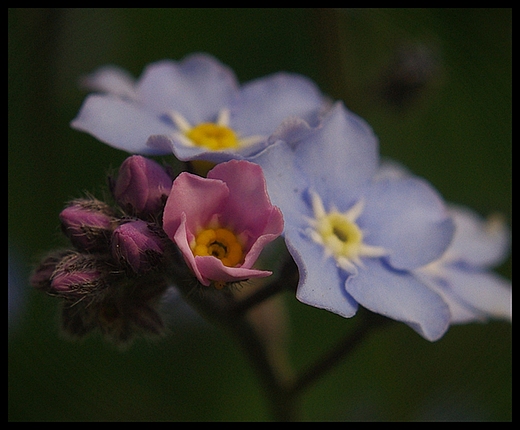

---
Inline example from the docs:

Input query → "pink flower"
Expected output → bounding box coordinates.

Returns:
[162,160,283,287]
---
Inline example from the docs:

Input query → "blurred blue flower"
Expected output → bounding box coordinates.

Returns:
[415,205,512,324]
[9,244,27,332]
[71,53,327,163]
[376,159,512,324]
[251,102,455,341]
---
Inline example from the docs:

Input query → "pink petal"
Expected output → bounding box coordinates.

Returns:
[242,208,284,268]
[163,172,229,242]
[208,160,283,246]
[172,213,208,284]
[195,256,272,285]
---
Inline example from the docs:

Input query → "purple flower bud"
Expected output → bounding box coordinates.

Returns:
[60,199,116,252]
[111,220,165,273]
[51,269,101,293]
[49,252,108,297]
[30,250,71,291]
[112,155,173,218]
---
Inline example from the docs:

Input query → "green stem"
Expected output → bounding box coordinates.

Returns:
[224,313,296,421]
[287,309,390,396]
[170,272,297,421]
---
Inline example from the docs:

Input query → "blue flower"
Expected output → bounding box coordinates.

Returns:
[376,159,512,324]
[415,205,512,324]
[71,53,327,163]
[250,102,455,341]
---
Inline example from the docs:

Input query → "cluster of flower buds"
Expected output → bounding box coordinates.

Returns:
[31,155,176,345]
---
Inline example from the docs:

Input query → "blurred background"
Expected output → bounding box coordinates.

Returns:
[9,8,511,421]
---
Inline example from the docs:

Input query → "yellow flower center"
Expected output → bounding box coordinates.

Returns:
[186,123,240,150]
[316,212,364,259]
[308,192,388,272]
[192,227,244,267]
[168,109,265,154]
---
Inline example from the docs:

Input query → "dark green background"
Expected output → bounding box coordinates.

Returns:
[9,9,511,421]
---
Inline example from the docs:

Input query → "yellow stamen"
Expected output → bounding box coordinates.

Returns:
[186,123,240,150]
[193,227,243,267]
[308,192,387,271]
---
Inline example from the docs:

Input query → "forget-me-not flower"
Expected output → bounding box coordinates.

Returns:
[250,102,455,341]
[415,205,512,324]
[71,53,327,163]
[376,158,512,324]
[162,160,284,288]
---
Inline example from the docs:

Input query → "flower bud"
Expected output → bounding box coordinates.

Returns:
[60,199,116,252]
[30,250,71,292]
[49,252,108,297]
[111,220,165,274]
[112,155,173,218]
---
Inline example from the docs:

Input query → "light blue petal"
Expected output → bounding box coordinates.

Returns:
[145,135,175,154]
[361,177,454,270]
[267,117,315,148]
[345,259,450,341]
[438,265,512,322]
[147,133,271,164]
[147,134,241,163]
[374,157,412,181]
[250,141,360,318]
[294,102,379,205]
[248,141,310,224]
[71,95,174,155]
[80,65,137,100]
[136,54,239,124]
[231,72,325,135]
[414,269,485,324]
[447,204,511,268]
[442,294,485,324]
[286,226,358,318]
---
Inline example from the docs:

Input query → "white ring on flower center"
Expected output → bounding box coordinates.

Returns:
[306,191,388,273]
[166,109,265,151]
